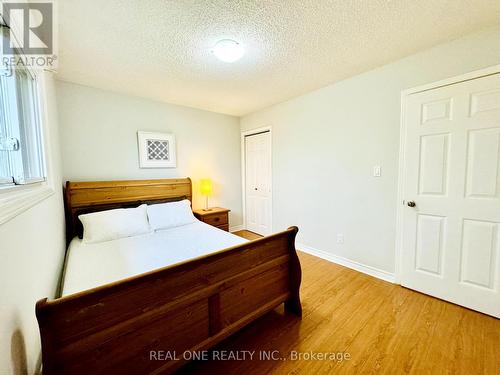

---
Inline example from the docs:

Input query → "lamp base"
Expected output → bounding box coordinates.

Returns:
[203,195,212,211]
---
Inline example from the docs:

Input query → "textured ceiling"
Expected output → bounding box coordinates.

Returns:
[57,0,500,116]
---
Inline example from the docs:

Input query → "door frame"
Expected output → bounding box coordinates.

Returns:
[241,126,273,233]
[395,64,500,284]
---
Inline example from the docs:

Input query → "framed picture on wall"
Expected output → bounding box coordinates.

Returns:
[137,131,177,168]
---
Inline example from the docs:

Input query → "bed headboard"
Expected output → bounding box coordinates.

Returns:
[64,178,192,241]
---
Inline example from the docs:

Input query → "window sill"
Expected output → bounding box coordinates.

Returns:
[0,184,55,225]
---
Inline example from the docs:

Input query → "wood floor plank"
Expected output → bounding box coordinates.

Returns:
[179,231,500,374]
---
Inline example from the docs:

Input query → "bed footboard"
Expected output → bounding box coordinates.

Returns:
[36,227,301,374]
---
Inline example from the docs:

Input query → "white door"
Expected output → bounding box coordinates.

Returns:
[401,72,500,318]
[245,131,272,235]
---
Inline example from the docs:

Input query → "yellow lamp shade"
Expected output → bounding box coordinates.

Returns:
[200,179,213,196]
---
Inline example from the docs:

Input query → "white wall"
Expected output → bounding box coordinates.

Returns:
[0,73,66,374]
[56,81,243,227]
[241,25,500,275]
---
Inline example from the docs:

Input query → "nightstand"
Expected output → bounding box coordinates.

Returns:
[193,207,230,231]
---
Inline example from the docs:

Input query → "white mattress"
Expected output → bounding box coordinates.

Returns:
[61,221,247,296]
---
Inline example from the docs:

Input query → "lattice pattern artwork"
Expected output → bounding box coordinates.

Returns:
[137,131,176,168]
[147,139,170,161]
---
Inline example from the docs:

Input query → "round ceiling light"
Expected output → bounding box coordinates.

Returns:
[211,39,245,63]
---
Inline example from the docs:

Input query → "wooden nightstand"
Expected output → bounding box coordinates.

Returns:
[193,207,230,231]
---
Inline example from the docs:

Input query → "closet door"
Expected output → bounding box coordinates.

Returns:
[245,131,271,235]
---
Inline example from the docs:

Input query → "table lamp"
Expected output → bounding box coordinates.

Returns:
[200,179,213,211]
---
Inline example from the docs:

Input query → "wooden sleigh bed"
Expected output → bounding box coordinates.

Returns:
[36,178,302,374]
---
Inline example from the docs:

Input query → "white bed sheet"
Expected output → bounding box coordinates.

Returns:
[61,221,247,296]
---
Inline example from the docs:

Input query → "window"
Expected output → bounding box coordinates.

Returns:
[0,54,45,188]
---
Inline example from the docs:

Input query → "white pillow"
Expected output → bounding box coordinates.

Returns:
[79,204,151,244]
[147,199,197,231]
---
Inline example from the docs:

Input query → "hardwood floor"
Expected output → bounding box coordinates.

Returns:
[232,230,263,241]
[178,230,500,375]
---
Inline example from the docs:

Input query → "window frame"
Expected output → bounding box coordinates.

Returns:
[0,9,54,225]
[1,63,47,181]
[0,72,55,225]
[0,70,14,186]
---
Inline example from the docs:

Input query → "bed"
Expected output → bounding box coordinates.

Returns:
[36,178,302,374]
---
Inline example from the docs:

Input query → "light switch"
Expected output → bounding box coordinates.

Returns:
[373,165,381,177]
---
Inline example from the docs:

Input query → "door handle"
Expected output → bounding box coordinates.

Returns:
[254,188,258,191]
[407,201,416,207]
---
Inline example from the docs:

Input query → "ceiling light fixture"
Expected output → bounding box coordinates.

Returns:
[211,39,245,63]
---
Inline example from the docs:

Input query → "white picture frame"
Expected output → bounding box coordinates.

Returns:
[137,131,177,168]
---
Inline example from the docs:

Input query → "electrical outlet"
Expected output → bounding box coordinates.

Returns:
[373,165,381,177]
[336,234,344,244]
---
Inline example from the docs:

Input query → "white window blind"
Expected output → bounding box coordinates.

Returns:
[0,27,45,187]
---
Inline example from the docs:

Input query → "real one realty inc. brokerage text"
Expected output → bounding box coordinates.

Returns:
[150,350,351,362]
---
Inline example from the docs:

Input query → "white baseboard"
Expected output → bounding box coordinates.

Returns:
[296,242,396,284]
[229,224,245,232]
